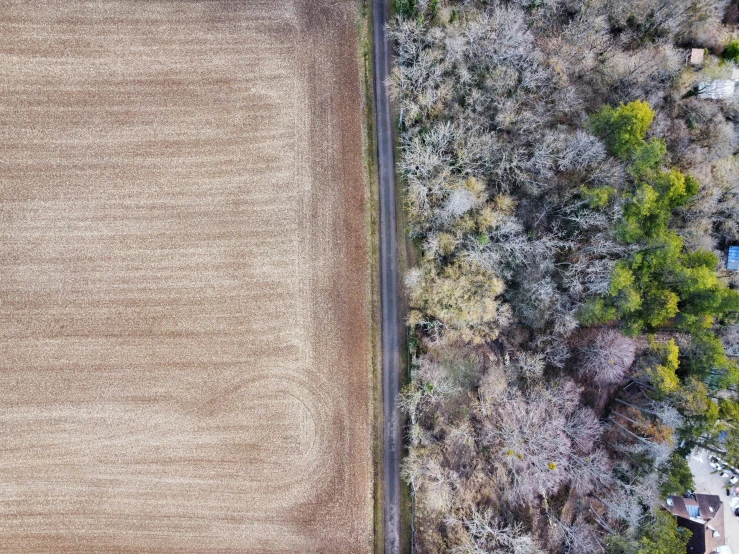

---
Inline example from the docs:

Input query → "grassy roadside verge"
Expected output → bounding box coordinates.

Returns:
[357,2,384,553]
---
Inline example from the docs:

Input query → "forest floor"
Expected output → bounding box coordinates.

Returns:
[0,1,373,552]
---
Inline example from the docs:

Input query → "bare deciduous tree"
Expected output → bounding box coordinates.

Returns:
[548,514,604,553]
[579,330,637,386]
[448,507,545,554]
[478,385,580,502]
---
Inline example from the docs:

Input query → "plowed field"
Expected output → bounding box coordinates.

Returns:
[0,1,372,552]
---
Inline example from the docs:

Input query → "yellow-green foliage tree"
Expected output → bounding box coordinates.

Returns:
[584,101,739,393]
[644,339,680,395]
[590,100,655,159]
[407,261,509,344]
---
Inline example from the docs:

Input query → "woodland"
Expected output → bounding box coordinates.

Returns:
[392,0,739,551]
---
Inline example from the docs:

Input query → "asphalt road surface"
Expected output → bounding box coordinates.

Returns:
[372,0,402,552]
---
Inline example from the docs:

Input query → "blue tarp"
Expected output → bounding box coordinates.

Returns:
[728,246,739,271]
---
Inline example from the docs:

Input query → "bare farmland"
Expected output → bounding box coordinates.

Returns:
[0,1,372,552]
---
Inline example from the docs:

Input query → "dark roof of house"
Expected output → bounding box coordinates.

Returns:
[665,494,725,554]
[665,494,722,522]
[695,494,723,521]
[667,495,689,518]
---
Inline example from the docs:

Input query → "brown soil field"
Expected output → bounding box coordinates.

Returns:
[0,1,373,552]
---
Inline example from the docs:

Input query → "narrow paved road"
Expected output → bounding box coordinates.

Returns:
[371,0,402,552]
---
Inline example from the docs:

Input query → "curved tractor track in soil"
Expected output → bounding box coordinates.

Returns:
[0,1,372,552]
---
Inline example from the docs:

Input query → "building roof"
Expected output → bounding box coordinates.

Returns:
[691,48,705,65]
[665,494,722,522]
[696,494,723,520]
[728,246,739,271]
[665,494,725,554]
[698,80,736,99]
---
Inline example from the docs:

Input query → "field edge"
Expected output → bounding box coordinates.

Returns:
[357,1,384,553]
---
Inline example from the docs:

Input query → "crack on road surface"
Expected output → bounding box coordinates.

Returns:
[388,397,399,453]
